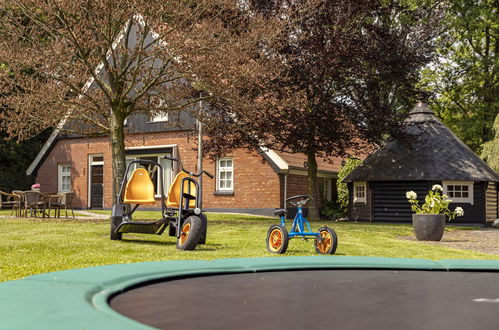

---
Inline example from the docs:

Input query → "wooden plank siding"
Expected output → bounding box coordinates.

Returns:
[369,181,487,224]
[63,109,197,139]
[125,110,197,134]
[348,182,372,221]
[372,181,429,222]
[447,182,485,224]
[485,182,498,224]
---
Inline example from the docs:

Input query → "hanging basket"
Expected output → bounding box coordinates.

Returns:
[412,214,446,241]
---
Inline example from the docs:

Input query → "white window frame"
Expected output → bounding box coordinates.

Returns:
[149,96,168,122]
[217,157,234,191]
[353,181,366,204]
[443,181,473,204]
[125,153,174,198]
[58,164,72,193]
[150,111,168,123]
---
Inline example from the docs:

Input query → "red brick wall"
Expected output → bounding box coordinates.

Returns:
[281,174,336,207]
[35,131,281,210]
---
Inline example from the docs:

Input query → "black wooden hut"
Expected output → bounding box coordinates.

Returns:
[344,102,499,225]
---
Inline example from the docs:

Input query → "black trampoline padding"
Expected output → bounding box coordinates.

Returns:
[110,270,499,330]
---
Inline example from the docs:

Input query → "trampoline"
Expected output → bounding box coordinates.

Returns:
[1,257,499,330]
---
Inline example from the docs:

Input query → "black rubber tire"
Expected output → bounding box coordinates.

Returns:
[198,213,208,245]
[176,215,203,251]
[314,226,338,255]
[110,216,123,241]
[266,224,289,254]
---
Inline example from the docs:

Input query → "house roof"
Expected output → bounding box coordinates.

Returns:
[277,151,342,173]
[258,148,343,175]
[26,14,164,176]
[344,102,499,183]
[25,14,347,178]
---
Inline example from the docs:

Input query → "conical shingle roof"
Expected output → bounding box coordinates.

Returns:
[344,102,499,182]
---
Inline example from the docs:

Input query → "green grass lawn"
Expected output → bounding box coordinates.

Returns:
[0,210,497,282]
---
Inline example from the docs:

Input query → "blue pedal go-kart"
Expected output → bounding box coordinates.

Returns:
[267,195,338,254]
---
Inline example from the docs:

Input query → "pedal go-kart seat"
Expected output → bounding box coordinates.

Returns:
[166,172,196,208]
[123,168,156,204]
[273,208,287,217]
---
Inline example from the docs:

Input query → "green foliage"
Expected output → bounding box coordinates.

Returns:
[406,185,464,221]
[336,158,362,215]
[420,0,498,155]
[0,130,51,192]
[481,113,499,173]
[319,200,344,220]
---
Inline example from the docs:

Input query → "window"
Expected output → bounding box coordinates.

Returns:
[217,158,234,191]
[58,164,71,193]
[353,181,366,203]
[323,179,333,202]
[443,181,473,204]
[126,153,173,197]
[149,96,168,122]
[150,111,168,123]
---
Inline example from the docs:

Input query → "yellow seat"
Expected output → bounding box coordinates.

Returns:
[123,168,156,204]
[166,172,196,208]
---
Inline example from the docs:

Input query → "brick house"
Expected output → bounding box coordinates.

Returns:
[27,112,343,216]
[25,16,345,216]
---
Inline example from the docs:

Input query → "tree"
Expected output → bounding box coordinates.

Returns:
[199,0,445,218]
[0,130,51,192]
[482,113,499,172]
[420,0,498,154]
[0,1,285,202]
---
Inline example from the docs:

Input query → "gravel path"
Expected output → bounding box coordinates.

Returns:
[403,228,499,256]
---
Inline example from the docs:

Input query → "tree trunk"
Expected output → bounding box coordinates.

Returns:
[307,150,320,220]
[110,109,126,205]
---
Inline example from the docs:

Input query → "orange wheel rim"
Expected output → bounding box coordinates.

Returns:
[317,230,332,253]
[179,223,190,245]
[269,228,283,252]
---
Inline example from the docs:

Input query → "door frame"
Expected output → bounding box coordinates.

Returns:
[88,154,104,209]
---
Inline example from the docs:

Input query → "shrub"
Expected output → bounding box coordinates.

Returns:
[336,158,362,216]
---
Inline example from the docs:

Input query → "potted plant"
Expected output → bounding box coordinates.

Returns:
[406,185,464,241]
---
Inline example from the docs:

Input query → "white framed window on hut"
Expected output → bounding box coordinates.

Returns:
[443,181,473,204]
[353,181,366,203]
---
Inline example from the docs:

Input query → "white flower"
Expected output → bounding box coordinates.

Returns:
[406,191,417,200]
[432,184,443,191]
[455,207,464,217]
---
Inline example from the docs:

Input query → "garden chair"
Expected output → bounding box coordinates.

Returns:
[12,190,25,217]
[23,191,46,218]
[0,191,21,217]
[49,192,75,218]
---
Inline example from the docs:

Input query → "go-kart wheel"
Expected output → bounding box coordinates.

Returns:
[314,226,338,254]
[176,215,202,251]
[110,216,122,241]
[266,225,289,254]
[198,213,208,245]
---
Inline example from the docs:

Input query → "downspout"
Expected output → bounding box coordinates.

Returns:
[197,96,203,209]
[283,172,288,208]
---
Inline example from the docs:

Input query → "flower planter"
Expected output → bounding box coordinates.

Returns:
[412,214,446,241]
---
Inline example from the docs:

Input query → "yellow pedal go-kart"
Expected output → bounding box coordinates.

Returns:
[110,156,213,250]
